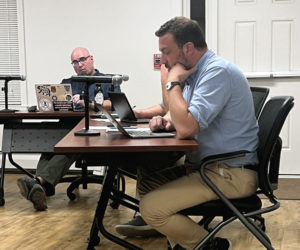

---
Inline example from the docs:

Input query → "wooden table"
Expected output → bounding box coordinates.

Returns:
[54,118,198,250]
[0,110,84,205]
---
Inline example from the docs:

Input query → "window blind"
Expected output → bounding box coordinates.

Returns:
[0,0,21,107]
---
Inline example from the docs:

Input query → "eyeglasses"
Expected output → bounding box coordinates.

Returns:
[71,55,90,66]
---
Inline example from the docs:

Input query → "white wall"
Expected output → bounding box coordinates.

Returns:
[2,0,186,169]
[207,0,300,175]
[23,0,184,109]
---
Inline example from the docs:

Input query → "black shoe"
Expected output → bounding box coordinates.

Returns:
[43,181,55,197]
[167,241,186,250]
[173,244,186,250]
[17,176,47,211]
[202,237,232,250]
[115,215,161,237]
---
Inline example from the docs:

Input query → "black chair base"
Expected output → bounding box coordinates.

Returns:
[60,173,104,200]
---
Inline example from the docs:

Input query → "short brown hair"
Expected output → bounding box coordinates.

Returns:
[155,16,207,50]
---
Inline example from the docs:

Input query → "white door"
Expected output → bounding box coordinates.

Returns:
[206,0,300,175]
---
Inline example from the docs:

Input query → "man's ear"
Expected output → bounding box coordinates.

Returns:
[183,42,194,56]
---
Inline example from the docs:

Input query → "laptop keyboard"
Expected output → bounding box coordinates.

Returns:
[128,130,151,136]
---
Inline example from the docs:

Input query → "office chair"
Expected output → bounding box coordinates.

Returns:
[60,157,105,200]
[109,86,271,210]
[178,96,294,250]
[250,86,269,118]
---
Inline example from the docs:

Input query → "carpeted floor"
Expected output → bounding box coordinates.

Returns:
[274,178,300,200]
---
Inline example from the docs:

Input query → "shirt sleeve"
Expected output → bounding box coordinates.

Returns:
[188,66,231,130]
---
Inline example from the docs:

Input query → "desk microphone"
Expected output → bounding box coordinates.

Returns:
[70,74,129,85]
[0,75,26,113]
[0,75,26,81]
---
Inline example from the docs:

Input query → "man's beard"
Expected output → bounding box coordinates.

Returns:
[178,51,192,69]
[165,51,191,70]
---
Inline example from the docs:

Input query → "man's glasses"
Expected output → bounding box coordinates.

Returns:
[71,55,90,66]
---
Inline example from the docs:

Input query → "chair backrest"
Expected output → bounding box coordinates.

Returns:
[256,96,294,196]
[250,87,270,118]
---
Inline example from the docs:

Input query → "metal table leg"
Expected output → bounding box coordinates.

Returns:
[87,165,142,250]
[0,153,6,205]
[8,153,34,178]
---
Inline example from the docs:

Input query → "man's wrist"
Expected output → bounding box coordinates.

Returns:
[166,81,182,91]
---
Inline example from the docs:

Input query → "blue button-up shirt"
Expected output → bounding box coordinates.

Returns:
[184,50,259,167]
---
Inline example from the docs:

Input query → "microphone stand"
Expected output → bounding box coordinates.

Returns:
[72,73,127,136]
[109,82,115,92]
[74,82,100,136]
[0,79,17,113]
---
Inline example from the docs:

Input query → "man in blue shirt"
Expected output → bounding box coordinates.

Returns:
[137,17,259,250]
[17,47,121,211]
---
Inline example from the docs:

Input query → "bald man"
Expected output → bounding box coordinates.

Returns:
[17,47,121,211]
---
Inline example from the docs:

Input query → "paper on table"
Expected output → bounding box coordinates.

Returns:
[91,118,121,122]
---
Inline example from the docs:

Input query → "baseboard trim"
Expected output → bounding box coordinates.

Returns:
[279,174,300,179]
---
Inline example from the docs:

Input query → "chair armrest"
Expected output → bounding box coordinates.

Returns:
[198,150,252,221]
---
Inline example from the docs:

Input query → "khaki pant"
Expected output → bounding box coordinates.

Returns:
[139,162,258,250]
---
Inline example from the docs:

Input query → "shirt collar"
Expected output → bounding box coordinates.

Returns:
[187,49,215,86]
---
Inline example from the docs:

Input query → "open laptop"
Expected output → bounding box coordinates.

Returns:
[95,103,175,139]
[108,92,150,123]
[35,84,73,112]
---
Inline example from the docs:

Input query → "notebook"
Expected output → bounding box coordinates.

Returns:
[95,103,175,139]
[108,92,150,123]
[35,84,73,112]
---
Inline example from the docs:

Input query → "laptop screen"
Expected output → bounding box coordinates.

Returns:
[35,84,73,112]
[108,92,150,123]
[108,92,137,121]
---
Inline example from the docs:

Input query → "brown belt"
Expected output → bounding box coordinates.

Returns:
[243,165,257,171]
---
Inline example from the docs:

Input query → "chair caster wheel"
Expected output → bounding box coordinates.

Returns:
[67,192,76,200]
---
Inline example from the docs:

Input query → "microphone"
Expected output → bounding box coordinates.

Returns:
[0,75,26,81]
[70,74,129,85]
